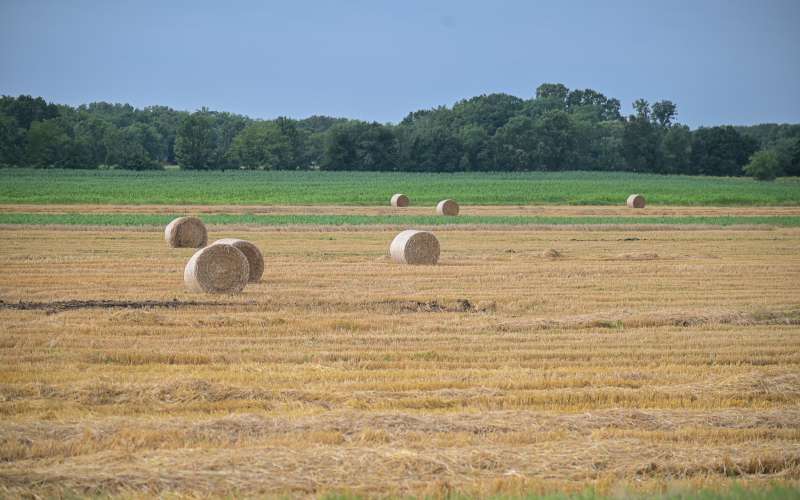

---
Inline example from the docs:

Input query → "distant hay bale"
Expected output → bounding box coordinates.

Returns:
[391,193,410,207]
[542,248,563,258]
[436,199,459,216]
[389,229,440,265]
[165,216,207,248]
[184,244,250,294]
[626,194,646,209]
[212,238,264,283]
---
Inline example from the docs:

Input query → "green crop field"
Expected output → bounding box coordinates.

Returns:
[1,169,799,206]
[2,212,799,227]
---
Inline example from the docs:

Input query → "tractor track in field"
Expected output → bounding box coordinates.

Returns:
[0,299,253,314]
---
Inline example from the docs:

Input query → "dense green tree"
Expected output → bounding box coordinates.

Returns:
[72,115,111,166]
[211,112,249,169]
[766,137,799,177]
[789,139,800,176]
[736,123,800,149]
[659,125,692,173]
[451,94,524,135]
[229,121,291,170]
[79,102,137,128]
[322,121,398,171]
[1,89,798,175]
[493,116,537,171]
[622,116,659,172]
[0,113,24,166]
[104,125,162,170]
[743,149,781,180]
[296,115,348,134]
[593,121,625,170]
[652,100,677,127]
[24,120,70,167]
[398,120,461,172]
[632,99,651,121]
[690,126,759,176]
[566,89,622,122]
[535,83,569,102]
[0,95,59,130]
[274,117,303,169]
[175,110,218,169]
[142,106,186,163]
[457,124,492,170]
[533,110,576,170]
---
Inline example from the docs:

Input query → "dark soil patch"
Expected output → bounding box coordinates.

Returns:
[391,299,478,313]
[0,299,241,314]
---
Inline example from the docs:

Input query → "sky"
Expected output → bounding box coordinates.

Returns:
[1,0,798,128]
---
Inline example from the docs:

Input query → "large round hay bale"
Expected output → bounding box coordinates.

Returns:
[389,229,440,265]
[165,216,208,248]
[212,238,264,283]
[626,194,646,209]
[391,193,410,207]
[436,199,459,216]
[184,244,250,294]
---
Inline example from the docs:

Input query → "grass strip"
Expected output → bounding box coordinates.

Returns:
[1,213,799,227]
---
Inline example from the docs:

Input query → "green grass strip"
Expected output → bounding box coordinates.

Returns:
[2,169,799,206]
[1,213,799,227]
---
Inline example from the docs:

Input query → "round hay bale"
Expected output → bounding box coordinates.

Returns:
[436,199,459,216]
[165,216,208,248]
[389,229,440,265]
[391,193,410,207]
[626,194,646,209]
[184,244,250,294]
[212,238,264,283]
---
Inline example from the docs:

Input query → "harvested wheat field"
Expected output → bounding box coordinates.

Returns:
[1,220,800,498]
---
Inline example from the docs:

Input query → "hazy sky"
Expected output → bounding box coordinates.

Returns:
[1,0,798,127]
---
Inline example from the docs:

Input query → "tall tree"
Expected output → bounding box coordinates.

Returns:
[659,125,692,174]
[0,95,59,130]
[622,115,659,171]
[24,120,70,167]
[175,110,218,169]
[535,83,569,102]
[690,126,759,176]
[788,138,800,176]
[0,113,23,166]
[457,124,492,170]
[633,99,651,121]
[104,125,162,170]
[229,121,291,170]
[493,116,537,171]
[533,110,576,170]
[652,100,677,127]
[322,121,398,171]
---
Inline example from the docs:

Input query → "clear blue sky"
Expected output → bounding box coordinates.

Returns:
[1,0,798,127]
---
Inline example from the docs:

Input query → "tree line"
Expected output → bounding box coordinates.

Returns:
[1,84,799,179]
